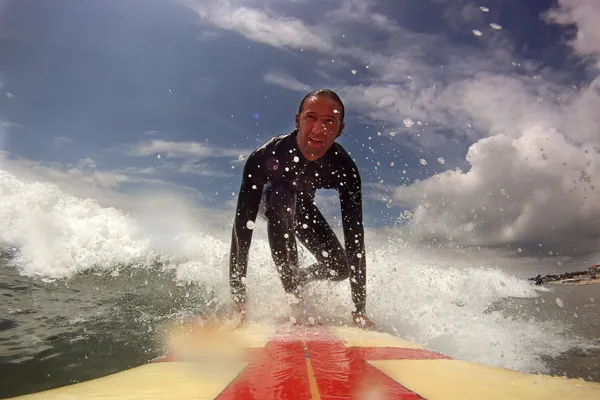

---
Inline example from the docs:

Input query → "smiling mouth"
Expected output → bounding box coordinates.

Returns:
[308,137,324,146]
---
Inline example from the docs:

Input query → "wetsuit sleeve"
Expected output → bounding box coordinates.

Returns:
[229,152,265,306]
[339,170,367,315]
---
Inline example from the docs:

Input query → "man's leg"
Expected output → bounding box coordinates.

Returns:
[264,182,302,295]
[294,195,350,284]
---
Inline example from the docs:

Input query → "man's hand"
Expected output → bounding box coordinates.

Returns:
[351,311,375,329]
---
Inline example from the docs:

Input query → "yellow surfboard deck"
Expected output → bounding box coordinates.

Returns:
[9,322,600,400]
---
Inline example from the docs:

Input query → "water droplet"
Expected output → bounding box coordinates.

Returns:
[157,154,161,160]
[473,30,483,36]
[518,248,522,253]
[403,118,414,128]
[322,251,329,258]
[246,221,255,230]
[293,156,299,163]
[437,157,445,164]
[556,298,564,308]
[284,233,289,239]
[302,223,308,229]
[480,6,489,12]
[351,69,357,75]
[419,158,428,166]
[489,23,503,30]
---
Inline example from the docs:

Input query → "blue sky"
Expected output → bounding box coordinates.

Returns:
[1,0,599,257]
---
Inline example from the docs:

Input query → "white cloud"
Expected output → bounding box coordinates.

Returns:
[390,76,600,255]
[377,19,600,256]
[183,0,331,51]
[395,126,600,256]
[0,152,132,209]
[197,30,220,42]
[178,162,238,178]
[0,120,9,150]
[52,136,73,148]
[76,157,97,169]
[0,152,203,211]
[263,71,309,93]
[128,139,251,160]
[546,0,600,68]
[324,0,399,34]
[130,139,214,158]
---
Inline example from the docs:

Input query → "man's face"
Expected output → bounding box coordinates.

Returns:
[295,96,345,161]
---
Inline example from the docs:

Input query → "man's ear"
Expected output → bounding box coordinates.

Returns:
[295,113,300,129]
[336,121,345,138]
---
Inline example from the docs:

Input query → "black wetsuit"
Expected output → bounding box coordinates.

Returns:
[229,129,367,315]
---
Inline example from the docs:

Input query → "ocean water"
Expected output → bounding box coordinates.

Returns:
[0,169,599,398]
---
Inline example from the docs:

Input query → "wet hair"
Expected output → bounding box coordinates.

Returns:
[298,88,345,123]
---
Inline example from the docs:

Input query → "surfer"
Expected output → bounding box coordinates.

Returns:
[229,88,374,328]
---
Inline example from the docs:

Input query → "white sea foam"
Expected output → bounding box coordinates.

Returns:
[0,170,153,277]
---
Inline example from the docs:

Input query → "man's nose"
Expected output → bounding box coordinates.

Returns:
[312,120,328,134]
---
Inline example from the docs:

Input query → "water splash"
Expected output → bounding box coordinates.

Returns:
[0,169,581,375]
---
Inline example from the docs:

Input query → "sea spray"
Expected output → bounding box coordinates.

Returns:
[0,170,154,278]
[0,169,583,375]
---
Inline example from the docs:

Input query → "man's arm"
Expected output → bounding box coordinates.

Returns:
[339,169,367,315]
[230,153,264,308]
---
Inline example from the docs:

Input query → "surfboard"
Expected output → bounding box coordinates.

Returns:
[8,320,600,399]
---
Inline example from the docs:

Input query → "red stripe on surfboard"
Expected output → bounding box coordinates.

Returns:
[305,332,426,399]
[352,346,452,361]
[216,337,312,400]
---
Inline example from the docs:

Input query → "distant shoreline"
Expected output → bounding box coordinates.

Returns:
[529,267,599,286]
[548,277,600,286]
